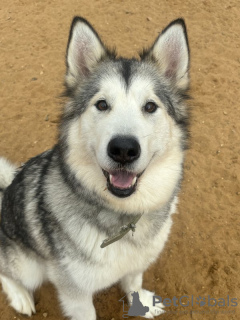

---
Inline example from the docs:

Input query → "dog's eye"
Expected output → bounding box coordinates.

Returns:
[144,102,158,113]
[95,100,109,111]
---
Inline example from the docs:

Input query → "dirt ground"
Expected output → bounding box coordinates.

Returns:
[0,0,240,319]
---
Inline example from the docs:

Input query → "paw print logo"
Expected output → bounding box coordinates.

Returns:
[196,296,206,307]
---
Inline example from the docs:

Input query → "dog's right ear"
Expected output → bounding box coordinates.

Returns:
[65,17,106,89]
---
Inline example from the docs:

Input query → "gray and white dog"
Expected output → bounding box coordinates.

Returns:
[0,17,190,319]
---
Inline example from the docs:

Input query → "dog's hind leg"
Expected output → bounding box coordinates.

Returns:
[0,275,36,316]
[0,233,46,316]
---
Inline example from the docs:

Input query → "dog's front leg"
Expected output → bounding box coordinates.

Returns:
[121,272,165,318]
[58,290,96,320]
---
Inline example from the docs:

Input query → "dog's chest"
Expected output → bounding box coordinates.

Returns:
[63,215,173,292]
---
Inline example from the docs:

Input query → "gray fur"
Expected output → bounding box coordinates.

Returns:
[0,16,190,319]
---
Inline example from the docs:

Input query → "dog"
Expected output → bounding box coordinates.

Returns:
[0,16,190,319]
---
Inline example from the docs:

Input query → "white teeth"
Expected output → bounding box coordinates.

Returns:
[127,177,137,189]
[131,177,137,186]
[109,174,113,183]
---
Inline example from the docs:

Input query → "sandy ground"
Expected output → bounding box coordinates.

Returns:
[0,0,240,319]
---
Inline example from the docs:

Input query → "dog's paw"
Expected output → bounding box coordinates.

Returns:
[138,289,165,318]
[1,276,35,316]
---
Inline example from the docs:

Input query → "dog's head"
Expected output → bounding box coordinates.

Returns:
[60,17,190,213]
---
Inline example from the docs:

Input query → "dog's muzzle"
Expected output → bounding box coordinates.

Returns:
[103,136,141,197]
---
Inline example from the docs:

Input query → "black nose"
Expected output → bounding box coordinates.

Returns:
[107,136,141,164]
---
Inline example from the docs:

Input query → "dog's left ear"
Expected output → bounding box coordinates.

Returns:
[65,17,107,89]
[142,19,190,91]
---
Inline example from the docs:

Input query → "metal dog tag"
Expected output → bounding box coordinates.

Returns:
[100,214,142,248]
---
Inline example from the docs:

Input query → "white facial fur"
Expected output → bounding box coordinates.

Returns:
[66,73,184,214]
[82,75,172,173]
[64,18,189,214]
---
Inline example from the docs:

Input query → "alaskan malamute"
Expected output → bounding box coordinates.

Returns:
[0,17,190,319]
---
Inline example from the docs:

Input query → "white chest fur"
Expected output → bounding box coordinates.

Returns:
[61,212,174,293]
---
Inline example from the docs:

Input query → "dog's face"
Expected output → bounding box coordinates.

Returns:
[61,17,190,213]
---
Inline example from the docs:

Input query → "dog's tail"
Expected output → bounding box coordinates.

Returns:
[0,158,17,208]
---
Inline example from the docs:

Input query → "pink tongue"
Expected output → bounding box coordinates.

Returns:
[111,171,136,189]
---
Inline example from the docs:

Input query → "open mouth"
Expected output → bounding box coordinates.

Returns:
[102,169,141,198]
